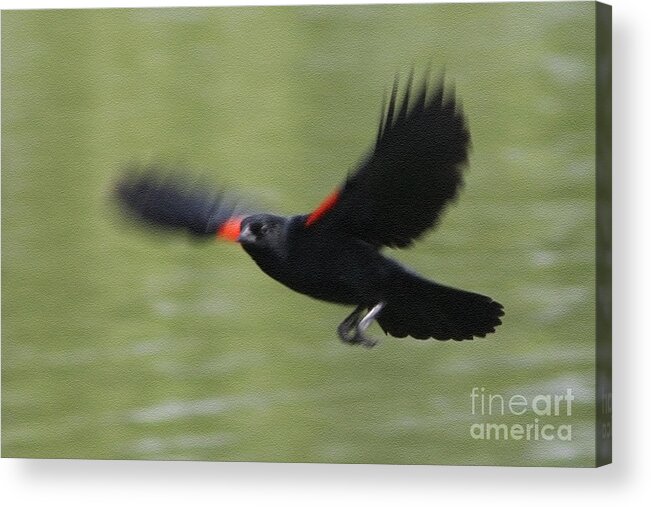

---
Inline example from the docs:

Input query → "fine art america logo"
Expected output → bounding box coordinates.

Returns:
[470,387,574,441]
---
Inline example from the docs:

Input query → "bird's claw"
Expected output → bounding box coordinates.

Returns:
[336,302,385,348]
[355,333,378,348]
[337,324,377,348]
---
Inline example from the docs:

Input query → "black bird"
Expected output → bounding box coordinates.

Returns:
[115,74,504,347]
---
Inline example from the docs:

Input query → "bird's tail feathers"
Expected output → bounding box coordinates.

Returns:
[377,271,504,340]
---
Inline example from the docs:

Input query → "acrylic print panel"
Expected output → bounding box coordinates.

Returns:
[1,2,611,467]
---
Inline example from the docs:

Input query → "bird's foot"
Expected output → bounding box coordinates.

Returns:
[336,302,385,348]
[337,324,378,348]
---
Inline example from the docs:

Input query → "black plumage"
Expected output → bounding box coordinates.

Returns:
[115,171,239,237]
[114,74,503,347]
[314,75,469,248]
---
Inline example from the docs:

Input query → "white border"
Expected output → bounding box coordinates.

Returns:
[2,0,650,505]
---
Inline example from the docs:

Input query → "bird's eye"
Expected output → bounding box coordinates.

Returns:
[260,224,269,235]
[249,222,267,237]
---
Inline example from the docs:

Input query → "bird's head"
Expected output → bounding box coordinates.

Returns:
[238,214,288,256]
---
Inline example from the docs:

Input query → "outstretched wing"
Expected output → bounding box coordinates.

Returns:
[114,168,247,242]
[306,74,470,248]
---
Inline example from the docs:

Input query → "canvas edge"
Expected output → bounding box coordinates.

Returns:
[595,0,612,468]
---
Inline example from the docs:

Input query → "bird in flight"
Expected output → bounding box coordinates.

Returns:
[115,73,504,347]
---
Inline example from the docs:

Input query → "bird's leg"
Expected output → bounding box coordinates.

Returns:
[337,302,385,348]
[354,301,385,347]
[358,301,385,333]
[337,305,365,344]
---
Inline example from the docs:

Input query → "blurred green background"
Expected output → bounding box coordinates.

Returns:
[2,2,596,466]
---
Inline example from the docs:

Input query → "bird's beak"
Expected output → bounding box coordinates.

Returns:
[237,224,256,244]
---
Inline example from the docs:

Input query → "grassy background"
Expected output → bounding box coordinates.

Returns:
[2,2,596,466]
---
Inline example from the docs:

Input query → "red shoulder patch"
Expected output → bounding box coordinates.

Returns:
[216,217,244,242]
[305,189,340,227]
